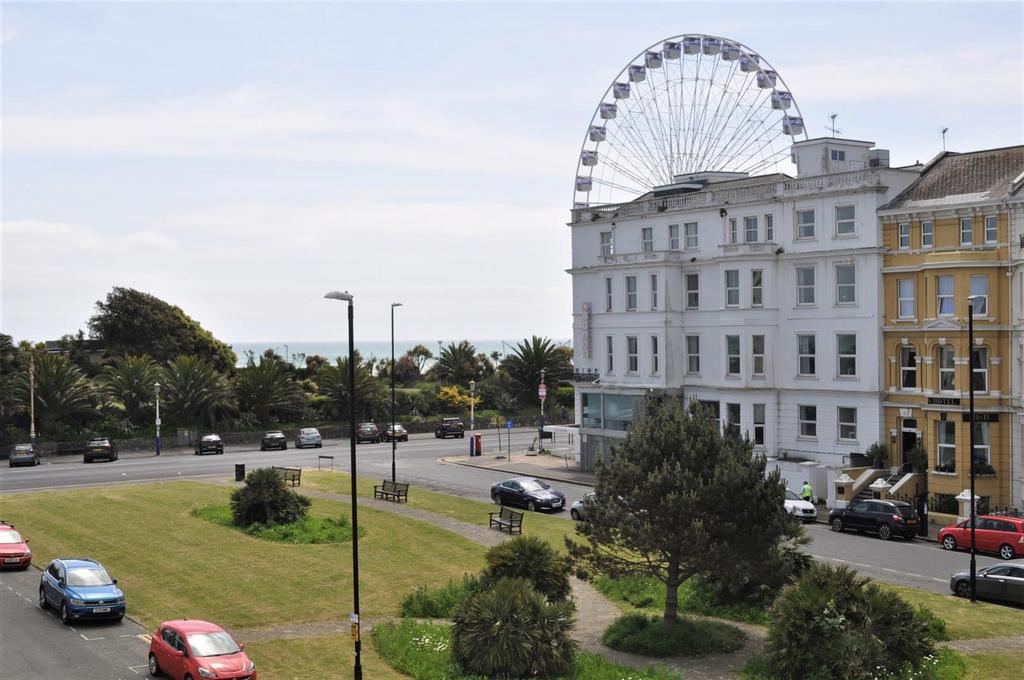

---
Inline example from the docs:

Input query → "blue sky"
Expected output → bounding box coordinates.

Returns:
[2,1,1022,344]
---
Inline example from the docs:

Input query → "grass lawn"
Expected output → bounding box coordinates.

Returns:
[883,584,1024,640]
[0,481,485,630]
[245,633,408,680]
[303,469,578,552]
[601,612,745,657]
[962,650,1024,680]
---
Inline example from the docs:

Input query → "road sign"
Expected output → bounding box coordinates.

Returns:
[506,419,514,429]
[538,384,547,399]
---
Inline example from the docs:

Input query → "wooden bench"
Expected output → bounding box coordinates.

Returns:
[373,480,409,503]
[273,466,302,487]
[489,507,524,534]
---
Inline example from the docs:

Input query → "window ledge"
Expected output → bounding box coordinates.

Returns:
[835,375,860,381]
[834,233,857,239]
[930,470,958,476]
[751,374,767,380]
[795,375,819,380]
[796,435,818,441]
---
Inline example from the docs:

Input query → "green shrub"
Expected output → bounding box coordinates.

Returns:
[601,613,745,658]
[401,574,481,619]
[764,563,936,680]
[452,577,576,679]
[743,648,966,680]
[594,574,770,625]
[480,535,572,602]
[915,604,950,642]
[229,467,311,527]
[192,504,357,544]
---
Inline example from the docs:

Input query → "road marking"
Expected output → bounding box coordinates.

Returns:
[812,554,947,583]
[80,633,106,641]
[139,633,152,642]
[1,472,227,494]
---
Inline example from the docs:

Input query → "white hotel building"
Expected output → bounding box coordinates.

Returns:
[569,138,919,474]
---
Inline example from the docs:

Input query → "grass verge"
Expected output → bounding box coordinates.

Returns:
[594,573,770,625]
[0,480,484,629]
[961,650,1024,680]
[882,584,1024,640]
[191,504,361,543]
[372,619,683,680]
[742,648,967,680]
[400,573,480,618]
[244,633,407,680]
[602,612,746,658]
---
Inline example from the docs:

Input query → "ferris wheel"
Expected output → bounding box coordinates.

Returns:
[574,34,807,207]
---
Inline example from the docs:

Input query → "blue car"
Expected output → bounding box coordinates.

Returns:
[39,558,126,624]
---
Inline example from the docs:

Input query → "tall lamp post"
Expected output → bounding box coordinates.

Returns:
[538,367,547,447]
[155,382,161,456]
[390,302,402,483]
[967,294,980,603]
[469,380,476,430]
[325,290,363,679]
[29,352,36,445]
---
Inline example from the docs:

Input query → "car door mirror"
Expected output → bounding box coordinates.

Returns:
[175,650,184,658]
[239,642,245,651]
[58,578,64,587]
[112,578,118,584]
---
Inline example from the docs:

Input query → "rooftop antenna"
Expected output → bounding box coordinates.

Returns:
[827,113,841,138]
[941,127,949,151]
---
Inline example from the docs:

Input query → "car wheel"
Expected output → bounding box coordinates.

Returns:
[942,535,957,551]
[38,587,48,610]
[830,518,843,532]
[491,492,501,505]
[954,581,971,598]
[878,524,893,541]
[60,602,71,625]
[316,443,322,448]
[999,544,1015,560]
[148,653,162,677]
[570,509,580,521]
[35,458,41,465]
[283,443,287,450]
[527,501,537,512]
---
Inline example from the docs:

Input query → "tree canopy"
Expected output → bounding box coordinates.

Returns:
[501,336,572,404]
[88,287,237,372]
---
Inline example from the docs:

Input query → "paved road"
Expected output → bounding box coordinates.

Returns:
[0,565,149,679]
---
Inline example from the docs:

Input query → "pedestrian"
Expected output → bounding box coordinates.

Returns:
[801,480,814,504]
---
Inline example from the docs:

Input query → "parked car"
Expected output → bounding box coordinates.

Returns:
[490,477,566,512]
[295,427,322,449]
[84,437,118,463]
[784,489,818,523]
[260,431,287,451]
[356,423,381,444]
[938,515,1024,560]
[195,434,224,455]
[828,499,919,540]
[39,557,126,624]
[949,561,1024,605]
[435,417,465,439]
[382,424,408,442]
[570,492,596,521]
[8,443,40,467]
[148,619,257,680]
[0,522,32,570]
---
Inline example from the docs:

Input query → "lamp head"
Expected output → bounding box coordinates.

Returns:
[324,291,353,302]
[392,302,403,308]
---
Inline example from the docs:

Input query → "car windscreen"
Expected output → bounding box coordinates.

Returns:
[187,631,241,657]
[0,531,24,544]
[66,568,114,586]
[785,490,801,501]
[266,431,283,436]
[520,479,550,492]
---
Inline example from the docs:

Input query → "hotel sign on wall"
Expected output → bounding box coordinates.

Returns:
[928,397,961,406]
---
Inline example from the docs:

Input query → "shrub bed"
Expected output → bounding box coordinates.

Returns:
[192,504,360,544]
[372,619,683,680]
[594,573,770,625]
[400,574,481,619]
[743,648,966,680]
[601,613,746,658]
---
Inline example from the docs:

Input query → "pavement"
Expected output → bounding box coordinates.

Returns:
[443,450,596,486]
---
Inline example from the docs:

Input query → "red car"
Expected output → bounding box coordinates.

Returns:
[0,522,32,570]
[148,619,256,680]
[938,515,1024,560]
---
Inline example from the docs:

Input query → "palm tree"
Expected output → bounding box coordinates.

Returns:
[438,340,481,385]
[159,355,232,429]
[316,351,385,421]
[234,357,305,426]
[98,355,158,426]
[15,352,95,435]
[500,336,573,404]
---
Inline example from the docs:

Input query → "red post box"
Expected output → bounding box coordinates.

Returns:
[474,432,482,456]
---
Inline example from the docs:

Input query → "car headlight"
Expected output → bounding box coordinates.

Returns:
[197,667,217,678]
[70,598,85,605]
[248,660,256,672]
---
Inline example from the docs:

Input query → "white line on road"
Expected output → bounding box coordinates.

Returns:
[813,554,947,583]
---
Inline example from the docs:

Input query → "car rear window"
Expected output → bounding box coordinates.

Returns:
[301,428,318,435]
[14,445,32,452]
[894,505,916,517]
[202,436,220,441]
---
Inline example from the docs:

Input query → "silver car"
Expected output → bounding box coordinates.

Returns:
[8,444,40,467]
[950,561,1024,605]
[570,493,596,521]
[295,427,323,449]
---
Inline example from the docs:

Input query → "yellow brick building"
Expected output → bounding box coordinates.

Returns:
[879,146,1023,514]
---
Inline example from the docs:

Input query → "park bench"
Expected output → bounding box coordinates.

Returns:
[273,466,302,487]
[373,480,409,503]
[488,507,524,534]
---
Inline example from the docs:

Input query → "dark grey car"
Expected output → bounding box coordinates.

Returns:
[8,444,40,467]
[950,561,1024,605]
[490,477,566,512]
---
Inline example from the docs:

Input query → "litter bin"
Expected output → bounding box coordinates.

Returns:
[235,463,246,482]
[474,432,482,457]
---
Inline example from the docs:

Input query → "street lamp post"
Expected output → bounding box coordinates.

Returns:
[29,352,36,445]
[390,302,402,483]
[155,382,161,456]
[967,295,980,603]
[539,367,547,448]
[325,290,363,679]
[469,380,476,430]
[436,340,444,385]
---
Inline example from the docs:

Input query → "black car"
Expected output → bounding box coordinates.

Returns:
[950,561,1024,605]
[8,443,40,467]
[356,423,381,444]
[828,499,919,540]
[260,430,287,451]
[490,477,566,512]
[435,417,465,439]
[382,424,408,442]
[195,434,224,455]
[83,438,118,463]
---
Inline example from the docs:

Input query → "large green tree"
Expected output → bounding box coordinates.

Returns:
[15,352,96,435]
[88,287,237,372]
[501,336,572,403]
[0,334,20,424]
[436,341,483,385]
[316,351,385,422]
[159,355,232,429]
[98,355,158,426]
[234,357,305,426]
[567,398,796,623]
